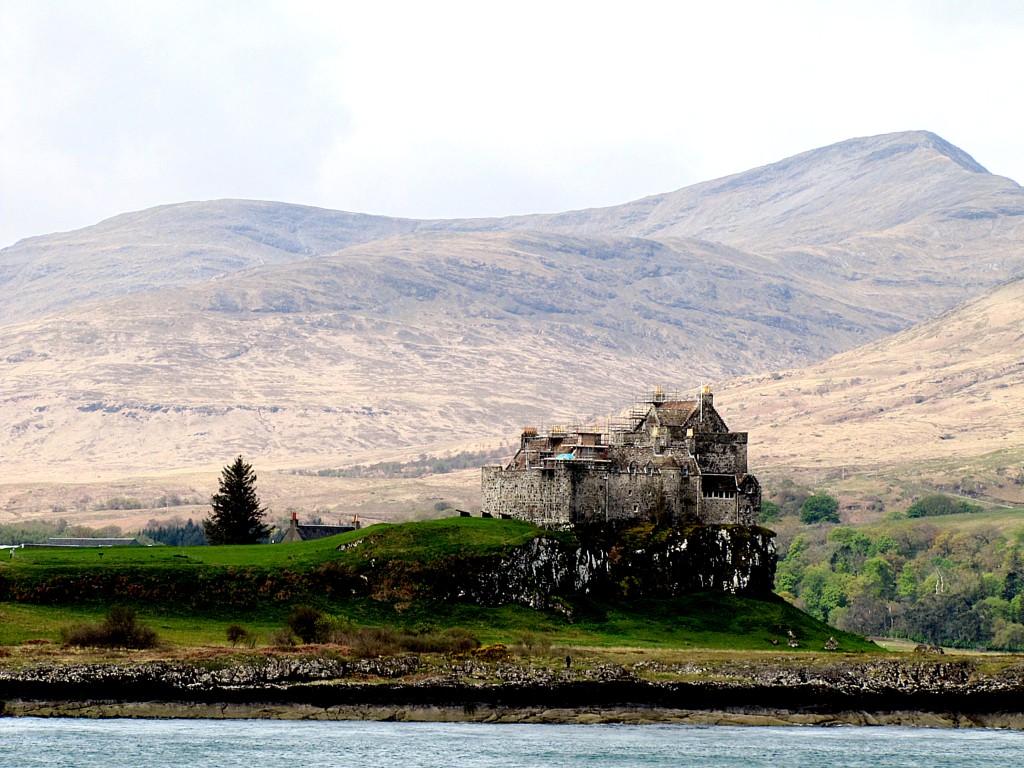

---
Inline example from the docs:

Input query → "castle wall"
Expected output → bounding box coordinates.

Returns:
[481,465,574,528]
[736,495,758,526]
[484,465,701,528]
[694,432,748,474]
[571,470,685,526]
[700,497,740,525]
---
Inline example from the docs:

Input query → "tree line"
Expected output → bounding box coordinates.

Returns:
[305,446,509,479]
[776,518,1024,650]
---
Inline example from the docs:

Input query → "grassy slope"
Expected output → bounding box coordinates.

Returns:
[0,518,874,652]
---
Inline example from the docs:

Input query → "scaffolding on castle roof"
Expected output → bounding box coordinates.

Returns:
[516,386,708,450]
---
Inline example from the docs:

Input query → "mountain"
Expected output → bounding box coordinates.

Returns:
[2,130,1023,518]
[0,230,894,480]
[504,131,1024,321]
[0,200,427,324]
[513,131,1012,246]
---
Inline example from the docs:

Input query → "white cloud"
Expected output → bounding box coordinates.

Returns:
[1,0,1023,247]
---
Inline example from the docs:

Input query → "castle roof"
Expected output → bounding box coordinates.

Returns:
[654,400,698,426]
[280,511,357,542]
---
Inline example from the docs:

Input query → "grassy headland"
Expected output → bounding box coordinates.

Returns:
[0,517,873,653]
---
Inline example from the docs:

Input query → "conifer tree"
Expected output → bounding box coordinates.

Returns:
[203,456,270,545]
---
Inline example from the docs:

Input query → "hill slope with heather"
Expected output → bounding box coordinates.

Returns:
[2,130,1023,520]
[716,275,1024,510]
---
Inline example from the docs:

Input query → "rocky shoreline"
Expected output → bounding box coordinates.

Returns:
[7,699,1024,729]
[3,653,1024,727]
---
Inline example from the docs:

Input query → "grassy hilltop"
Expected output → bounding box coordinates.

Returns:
[0,517,873,652]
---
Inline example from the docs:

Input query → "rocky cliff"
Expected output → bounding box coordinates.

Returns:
[439,524,776,613]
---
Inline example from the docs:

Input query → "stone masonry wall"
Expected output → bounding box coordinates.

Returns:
[481,466,574,528]
[694,432,748,474]
[484,465,704,528]
[700,497,741,525]
[571,471,683,526]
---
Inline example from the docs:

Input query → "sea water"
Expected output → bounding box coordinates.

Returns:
[2,719,1024,767]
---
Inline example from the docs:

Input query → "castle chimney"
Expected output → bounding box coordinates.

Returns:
[700,384,713,421]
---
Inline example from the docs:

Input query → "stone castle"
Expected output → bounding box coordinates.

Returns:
[481,386,761,530]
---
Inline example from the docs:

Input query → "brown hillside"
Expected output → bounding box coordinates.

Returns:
[2,131,1024,524]
[717,277,1024,507]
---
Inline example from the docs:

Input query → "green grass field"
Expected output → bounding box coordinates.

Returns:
[0,517,875,653]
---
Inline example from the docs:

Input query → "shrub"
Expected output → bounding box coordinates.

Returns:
[269,628,297,648]
[471,643,509,662]
[226,624,250,647]
[351,627,402,658]
[514,631,552,654]
[402,628,479,654]
[770,479,812,517]
[286,605,332,644]
[758,501,781,524]
[906,494,981,518]
[60,605,159,649]
[326,623,479,658]
[993,622,1024,651]
[800,494,840,524]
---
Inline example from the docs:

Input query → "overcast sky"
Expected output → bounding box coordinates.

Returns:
[2,0,1023,248]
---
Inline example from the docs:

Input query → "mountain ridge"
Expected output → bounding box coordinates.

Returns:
[5,131,1023,326]
[2,130,1023,519]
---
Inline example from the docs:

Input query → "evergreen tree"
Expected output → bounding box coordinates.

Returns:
[203,456,270,545]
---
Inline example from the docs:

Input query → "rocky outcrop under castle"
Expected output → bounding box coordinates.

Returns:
[428,525,776,612]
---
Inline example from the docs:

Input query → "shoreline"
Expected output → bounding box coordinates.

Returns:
[4,699,1024,729]
[4,653,1024,728]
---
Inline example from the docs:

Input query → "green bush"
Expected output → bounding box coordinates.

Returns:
[800,494,840,524]
[286,605,332,644]
[349,626,402,657]
[270,628,297,647]
[758,501,781,524]
[906,494,981,518]
[400,627,479,654]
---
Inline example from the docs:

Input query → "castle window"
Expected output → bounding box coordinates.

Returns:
[702,490,736,499]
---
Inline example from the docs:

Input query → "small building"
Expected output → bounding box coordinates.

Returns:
[481,386,761,530]
[280,511,359,542]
